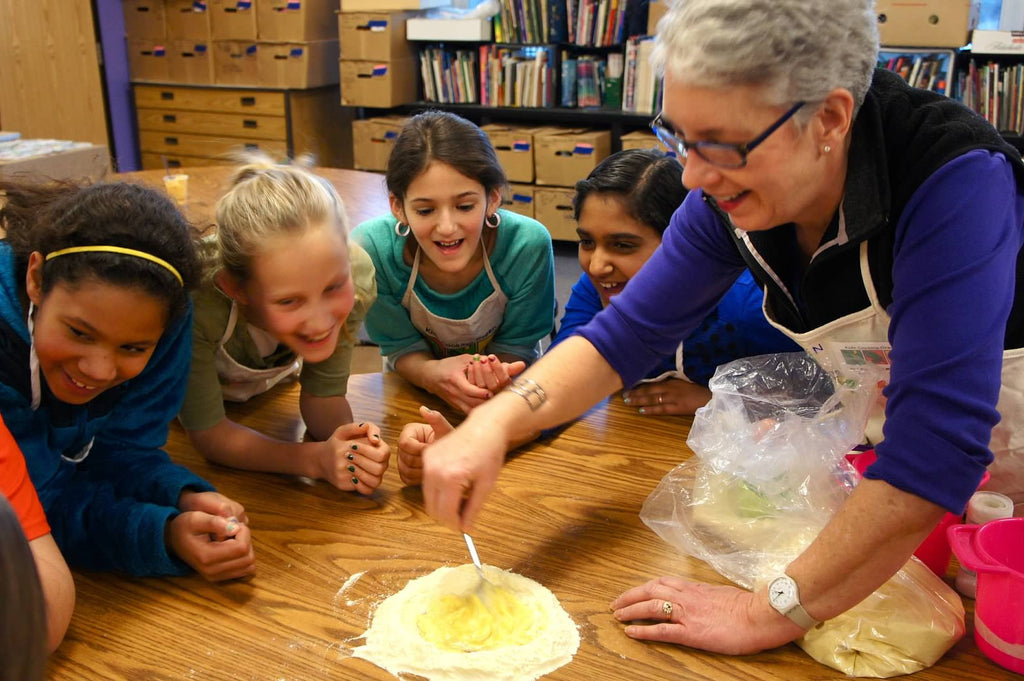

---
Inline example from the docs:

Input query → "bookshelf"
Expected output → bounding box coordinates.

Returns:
[877,47,957,96]
[960,30,1024,134]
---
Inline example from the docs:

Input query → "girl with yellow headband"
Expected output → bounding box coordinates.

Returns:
[0,179,255,587]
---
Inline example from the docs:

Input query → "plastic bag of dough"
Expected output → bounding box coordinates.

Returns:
[796,557,965,677]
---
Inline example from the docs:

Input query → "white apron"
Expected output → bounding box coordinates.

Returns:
[756,237,1024,504]
[215,300,301,402]
[401,242,509,358]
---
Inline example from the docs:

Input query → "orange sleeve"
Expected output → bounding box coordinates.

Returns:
[0,415,50,541]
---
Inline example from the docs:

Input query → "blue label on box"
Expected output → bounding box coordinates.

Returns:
[237,0,251,9]
[512,141,530,151]
[372,64,388,76]
[573,143,594,155]
[193,0,207,10]
[512,194,533,203]
[287,0,301,9]
[384,131,398,140]
[194,43,207,52]
[290,47,303,57]
[368,19,388,30]
[154,45,166,56]
[245,44,257,55]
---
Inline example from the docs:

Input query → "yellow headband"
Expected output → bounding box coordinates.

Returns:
[44,246,184,286]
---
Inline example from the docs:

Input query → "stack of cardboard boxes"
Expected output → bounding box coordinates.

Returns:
[338,3,419,107]
[123,0,340,88]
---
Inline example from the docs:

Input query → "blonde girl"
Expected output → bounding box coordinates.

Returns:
[179,156,390,492]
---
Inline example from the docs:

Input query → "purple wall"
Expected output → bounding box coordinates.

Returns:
[94,0,138,171]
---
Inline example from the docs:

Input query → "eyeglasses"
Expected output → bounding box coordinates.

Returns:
[651,101,805,169]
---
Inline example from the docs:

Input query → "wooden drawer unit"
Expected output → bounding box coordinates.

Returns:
[133,83,353,168]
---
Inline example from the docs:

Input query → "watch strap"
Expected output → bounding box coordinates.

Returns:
[782,601,819,630]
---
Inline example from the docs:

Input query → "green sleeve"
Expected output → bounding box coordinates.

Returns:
[178,287,230,431]
[300,242,379,396]
[352,215,431,360]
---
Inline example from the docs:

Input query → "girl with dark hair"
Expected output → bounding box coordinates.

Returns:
[0,179,255,581]
[1,414,74,653]
[353,111,556,414]
[552,149,797,415]
[0,493,47,681]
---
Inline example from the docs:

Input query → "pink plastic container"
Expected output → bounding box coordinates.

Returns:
[948,518,1024,674]
[845,449,989,577]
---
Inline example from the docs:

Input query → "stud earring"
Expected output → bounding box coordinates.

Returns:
[485,212,501,228]
[823,145,832,154]
[394,221,411,237]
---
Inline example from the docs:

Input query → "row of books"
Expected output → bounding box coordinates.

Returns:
[960,60,1024,134]
[622,36,661,113]
[877,52,953,95]
[493,0,647,47]
[477,44,556,108]
[420,47,479,105]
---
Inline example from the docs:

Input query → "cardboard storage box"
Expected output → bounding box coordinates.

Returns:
[533,187,577,241]
[339,12,416,61]
[534,128,611,187]
[258,0,337,41]
[165,0,212,40]
[0,142,111,183]
[502,183,535,219]
[340,59,417,107]
[213,40,260,85]
[168,40,215,83]
[405,17,491,41]
[340,0,449,12]
[619,129,667,153]
[481,124,554,184]
[258,40,340,87]
[876,0,979,47]
[123,0,167,39]
[210,0,259,40]
[351,115,407,171]
[647,0,668,35]
[127,40,172,81]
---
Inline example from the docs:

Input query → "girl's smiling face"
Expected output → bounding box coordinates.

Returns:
[26,253,168,405]
[223,225,355,364]
[390,162,501,281]
[576,193,663,307]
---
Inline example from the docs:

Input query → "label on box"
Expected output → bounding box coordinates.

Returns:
[372,64,388,76]
[290,47,303,57]
[194,43,207,52]
[573,143,594,155]
[245,44,257,54]
[154,45,166,56]
[368,20,388,31]
[512,193,532,203]
[512,140,530,151]
[286,0,301,8]
[384,130,398,139]
[236,0,251,9]
[193,0,207,9]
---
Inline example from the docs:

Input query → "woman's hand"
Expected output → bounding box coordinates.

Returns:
[622,378,712,416]
[423,355,494,414]
[611,576,805,655]
[464,354,526,394]
[167,511,255,581]
[397,406,454,485]
[421,409,510,532]
[316,421,391,493]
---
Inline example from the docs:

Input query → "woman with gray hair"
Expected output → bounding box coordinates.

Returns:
[417,0,1024,655]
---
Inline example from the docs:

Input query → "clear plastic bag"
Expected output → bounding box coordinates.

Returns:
[640,353,965,677]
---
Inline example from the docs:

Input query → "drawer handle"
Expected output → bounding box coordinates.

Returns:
[164,136,179,146]
[160,91,174,100]
[274,54,288,60]
[244,143,259,151]
[243,119,258,129]
[167,159,182,168]
[163,114,177,123]
[240,96,256,106]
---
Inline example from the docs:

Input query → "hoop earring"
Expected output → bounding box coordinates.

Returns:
[394,221,411,237]
[485,212,501,229]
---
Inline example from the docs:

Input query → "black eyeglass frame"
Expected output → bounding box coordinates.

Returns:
[650,101,806,169]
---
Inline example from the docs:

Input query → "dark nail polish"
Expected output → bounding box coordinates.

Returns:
[351,477,359,485]
[348,465,356,473]
[351,444,358,450]
[347,453,355,461]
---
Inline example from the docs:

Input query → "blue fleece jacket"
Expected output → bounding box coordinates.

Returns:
[0,242,215,576]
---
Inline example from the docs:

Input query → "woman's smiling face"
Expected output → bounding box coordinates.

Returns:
[576,193,663,307]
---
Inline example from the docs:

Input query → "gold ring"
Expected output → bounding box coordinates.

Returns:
[662,600,673,616]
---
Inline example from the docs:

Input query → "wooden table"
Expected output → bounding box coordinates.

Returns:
[114,165,391,234]
[46,371,1017,681]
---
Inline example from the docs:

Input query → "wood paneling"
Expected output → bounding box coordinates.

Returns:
[0,0,108,145]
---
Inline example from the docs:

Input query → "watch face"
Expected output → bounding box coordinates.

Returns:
[769,576,797,610]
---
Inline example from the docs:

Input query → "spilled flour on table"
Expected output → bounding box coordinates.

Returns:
[353,563,579,681]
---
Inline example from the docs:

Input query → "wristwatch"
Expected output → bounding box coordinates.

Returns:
[767,574,819,630]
